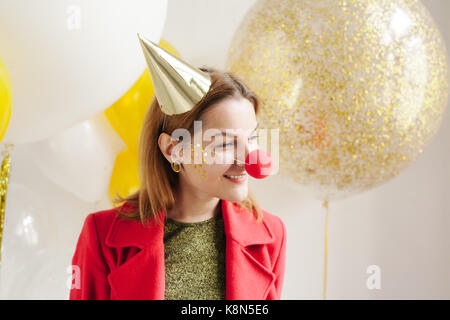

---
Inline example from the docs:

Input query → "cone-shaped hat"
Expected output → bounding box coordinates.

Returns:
[137,34,212,115]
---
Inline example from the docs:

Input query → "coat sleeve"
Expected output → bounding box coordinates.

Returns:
[272,217,287,299]
[69,213,111,300]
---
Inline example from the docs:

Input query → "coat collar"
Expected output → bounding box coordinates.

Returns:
[104,198,278,299]
[105,198,275,249]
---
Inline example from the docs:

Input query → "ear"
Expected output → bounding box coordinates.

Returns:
[158,132,173,162]
[158,132,184,163]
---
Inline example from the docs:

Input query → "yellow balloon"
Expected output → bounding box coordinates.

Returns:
[104,40,181,154]
[227,0,449,201]
[108,147,139,206]
[0,57,12,143]
[107,40,180,203]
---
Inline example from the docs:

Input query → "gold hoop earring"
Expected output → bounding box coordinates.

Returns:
[171,160,181,173]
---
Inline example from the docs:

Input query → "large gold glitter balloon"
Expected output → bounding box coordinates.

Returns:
[226,0,449,200]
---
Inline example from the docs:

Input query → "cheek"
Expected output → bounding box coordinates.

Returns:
[187,148,206,178]
[187,163,228,182]
[191,163,206,179]
[186,148,227,181]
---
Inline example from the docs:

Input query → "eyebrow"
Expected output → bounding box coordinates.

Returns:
[210,123,259,138]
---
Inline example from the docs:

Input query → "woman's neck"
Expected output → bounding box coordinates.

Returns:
[166,183,221,223]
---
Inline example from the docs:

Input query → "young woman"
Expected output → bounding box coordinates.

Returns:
[69,38,286,300]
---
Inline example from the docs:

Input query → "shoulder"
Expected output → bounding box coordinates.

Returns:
[261,208,286,241]
[79,207,120,243]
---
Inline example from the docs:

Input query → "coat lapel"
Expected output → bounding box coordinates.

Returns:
[105,199,276,300]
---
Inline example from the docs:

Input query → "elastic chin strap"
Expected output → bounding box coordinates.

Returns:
[160,114,167,133]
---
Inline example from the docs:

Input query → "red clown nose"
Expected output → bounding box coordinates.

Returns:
[245,149,273,179]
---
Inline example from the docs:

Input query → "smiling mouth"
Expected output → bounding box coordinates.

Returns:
[223,173,248,182]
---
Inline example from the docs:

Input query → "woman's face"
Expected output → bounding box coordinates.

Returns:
[178,97,259,203]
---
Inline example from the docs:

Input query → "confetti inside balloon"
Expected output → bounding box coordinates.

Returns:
[227,0,449,200]
[0,143,12,266]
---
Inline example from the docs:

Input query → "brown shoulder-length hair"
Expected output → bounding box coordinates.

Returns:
[112,66,263,227]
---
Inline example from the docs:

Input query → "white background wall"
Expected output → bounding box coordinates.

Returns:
[161,0,450,299]
[0,0,448,299]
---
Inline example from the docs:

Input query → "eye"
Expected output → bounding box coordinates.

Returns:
[221,142,234,148]
[220,135,259,148]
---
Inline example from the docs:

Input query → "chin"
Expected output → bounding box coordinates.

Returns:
[221,188,249,203]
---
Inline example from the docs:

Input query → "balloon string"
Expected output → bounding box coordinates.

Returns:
[322,200,329,300]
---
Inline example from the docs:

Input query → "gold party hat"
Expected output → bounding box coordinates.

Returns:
[137,34,212,115]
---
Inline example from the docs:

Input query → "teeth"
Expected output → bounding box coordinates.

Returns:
[225,175,246,179]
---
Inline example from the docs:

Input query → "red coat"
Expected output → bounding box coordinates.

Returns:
[69,198,286,300]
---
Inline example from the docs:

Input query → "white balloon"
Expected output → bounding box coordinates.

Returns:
[29,113,124,203]
[0,0,168,143]
[0,182,54,299]
[0,143,112,299]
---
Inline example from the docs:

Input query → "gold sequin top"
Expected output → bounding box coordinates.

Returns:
[163,207,226,300]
